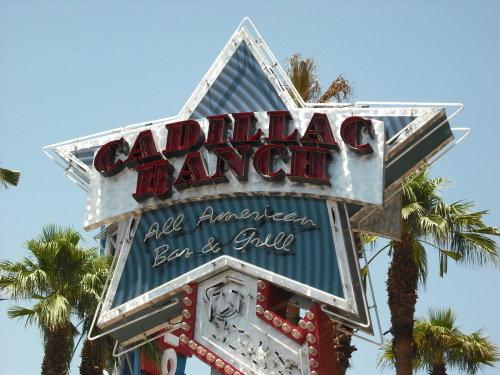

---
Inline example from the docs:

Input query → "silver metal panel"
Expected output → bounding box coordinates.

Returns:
[83,109,386,230]
[195,271,311,375]
[351,182,403,240]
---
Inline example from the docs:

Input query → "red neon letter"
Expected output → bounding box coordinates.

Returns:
[163,120,205,157]
[124,130,161,168]
[93,138,127,177]
[300,113,338,149]
[287,146,331,185]
[205,114,231,150]
[340,116,374,155]
[132,159,174,202]
[173,152,212,190]
[265,111,300,144]
[211,146,252,183]
[230,112,263,146]
[252,144,287,181]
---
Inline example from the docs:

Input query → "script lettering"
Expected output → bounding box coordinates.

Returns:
[144,214,185,242]
[232,228,295,253]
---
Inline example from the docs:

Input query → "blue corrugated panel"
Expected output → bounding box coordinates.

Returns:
[112,196,343,308]
[190,41,287,119]
[71,41,286,169]
[371,116,416,140]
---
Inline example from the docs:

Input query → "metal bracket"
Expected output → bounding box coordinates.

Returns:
[88,298,179,341]
[112,322,180,358]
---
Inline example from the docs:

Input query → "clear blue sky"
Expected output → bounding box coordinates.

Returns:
[1,1,499,374]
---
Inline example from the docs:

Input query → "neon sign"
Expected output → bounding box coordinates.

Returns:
[94,111,377,202]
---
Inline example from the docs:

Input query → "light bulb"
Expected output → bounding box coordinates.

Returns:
[308,346,317,356]
[305,311,315,320]
[306,333,316,343]
[291,329,301,339]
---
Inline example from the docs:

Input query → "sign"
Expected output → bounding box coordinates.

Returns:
[177,270,340,375]
[85,110,385,230]
[44,17,459,375]
[98,197,369,333]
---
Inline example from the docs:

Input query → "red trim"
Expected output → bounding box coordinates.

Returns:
[132,159,174,202]
[230,112,263,146]
[301,113,339,149]
[287,145,332,185]
[173,152,212,190]
[163,120,205,158]
[265,111,299,144]
[255,279,307,344]
[205,114,231,150]
[177,283,244,375]
[93,138,127,177]
[340,116,374,155]
[124,130,162,168]
[255,280,340,375]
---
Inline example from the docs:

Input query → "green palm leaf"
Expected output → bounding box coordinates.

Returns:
[0,167,20,189]
[0,224,113,374]
[380,308,499,374]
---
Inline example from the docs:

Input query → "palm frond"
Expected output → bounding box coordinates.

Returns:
[140,340,164,373]
[318,74,352,103]
[0,167,20,189]
[377,340,395,368]
[7,305,39,326]
[287,54,321,102]
[34,293,72,330]
[410,238,428,285]
[380,308,499,374]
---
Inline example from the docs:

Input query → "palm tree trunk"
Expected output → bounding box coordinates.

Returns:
[80,339,105,375]
[429,363,447,375]
[42,324,72,375]
[333,324,356,375]
[387,233,419,375]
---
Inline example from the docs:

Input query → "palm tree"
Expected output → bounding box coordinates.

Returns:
[383,166,499,374]
[379,308,499,374]
[287,54,352,103]
[0,166,20,190]
[76,254,114,375]
[0,225,109,375]
[287,53,355,374]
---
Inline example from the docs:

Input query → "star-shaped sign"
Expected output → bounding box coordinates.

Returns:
[45,19,461,367]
